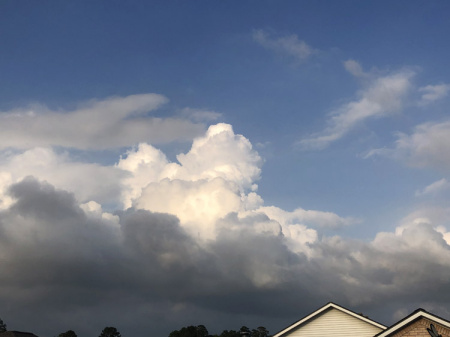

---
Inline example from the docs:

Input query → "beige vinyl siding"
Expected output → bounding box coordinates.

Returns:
[282,307,384,337]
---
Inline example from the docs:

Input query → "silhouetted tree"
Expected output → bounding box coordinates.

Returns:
[99,326,121,337]
[0,317,7,333]
[251,327,269,337]
[239,326,251,337]
[197,325,209,337]
[58,330,77,337]
[218,330,240,337]
[169,325,209,337]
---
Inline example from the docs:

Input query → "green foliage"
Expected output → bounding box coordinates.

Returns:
[58,330,77,337]
[99,326,122,337]
[0,317,7,333]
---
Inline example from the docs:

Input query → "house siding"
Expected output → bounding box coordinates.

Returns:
[281,307,384,337]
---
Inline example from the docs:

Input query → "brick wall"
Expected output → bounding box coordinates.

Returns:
[389,318,450,337]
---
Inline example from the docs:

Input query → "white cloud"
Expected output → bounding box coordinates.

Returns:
[0,93,204,150]
[252,29,317,62]
[117,123,351,243]
[137,178,242,239]
[373,120,450,170]
[250,205,358,229]
[418,83,450,105]
[415,178,450,196]
[118,123,264,239]
[299,63,414,150]
[0,147,125,209]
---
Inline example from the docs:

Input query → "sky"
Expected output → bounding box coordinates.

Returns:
[1,1,450,336]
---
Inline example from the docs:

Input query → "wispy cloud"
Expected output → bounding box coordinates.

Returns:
[0,94,204,150]
[299,62,414,150]
[180,107,222,122]
[415,178,450,196]
[418,83,450,106]
[368,120,450,170]
[252,29,317,62]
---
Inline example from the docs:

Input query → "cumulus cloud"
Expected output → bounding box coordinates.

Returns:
[0,147,125,209]
[299,62,414,150]
[116,123,352,241]
[252,29,317,62]
[0,94,204,150]
[368,120,450,170]
[418,83,450,106]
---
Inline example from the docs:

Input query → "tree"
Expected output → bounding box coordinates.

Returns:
[251,327,269,337]
[99,326,121,337]
[169,325,209,337]
[196,325,209,337]
[239,326,251,337]
[219,330,240,337]
[0,317,7,333]
[58,330,77,337]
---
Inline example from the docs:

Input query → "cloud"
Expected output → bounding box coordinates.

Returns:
[117,124,264,238]
[0,94,204,150]
[2,178,450,336]
[343,59,367,78]
[299,62,414,150]
[415,178,450,196]
[0,147,125,209]
[252,29,317,62]
[418,83,450,106]
[369,120,450,170]
[2,120,450,336]
[181,107,222,122]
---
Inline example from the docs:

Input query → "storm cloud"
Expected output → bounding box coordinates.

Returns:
[0,175,449,336]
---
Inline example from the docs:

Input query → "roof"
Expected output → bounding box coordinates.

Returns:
[375,309,450,337]
[0,331,39,337]
[273,302,387,337]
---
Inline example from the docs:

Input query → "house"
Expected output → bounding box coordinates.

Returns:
[272,302,450,337]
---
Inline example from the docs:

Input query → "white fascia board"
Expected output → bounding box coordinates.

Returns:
[273,303,386,337]
[377,311,450,337]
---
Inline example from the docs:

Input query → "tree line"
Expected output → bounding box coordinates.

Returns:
[0,317,121,337]
[169,324,270,337]
[58,327,121,337]
[0,316,269,337]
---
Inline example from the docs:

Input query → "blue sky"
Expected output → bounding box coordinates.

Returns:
[1,1,450,337]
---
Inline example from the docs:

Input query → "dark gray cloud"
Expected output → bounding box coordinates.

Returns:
[0,178,450,337]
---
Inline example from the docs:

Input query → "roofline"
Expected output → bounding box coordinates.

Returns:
[273,302,386,337]
[376,309,450,337]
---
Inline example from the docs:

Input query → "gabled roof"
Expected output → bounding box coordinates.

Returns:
[273,302,386,337]
[376,309,450,337]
